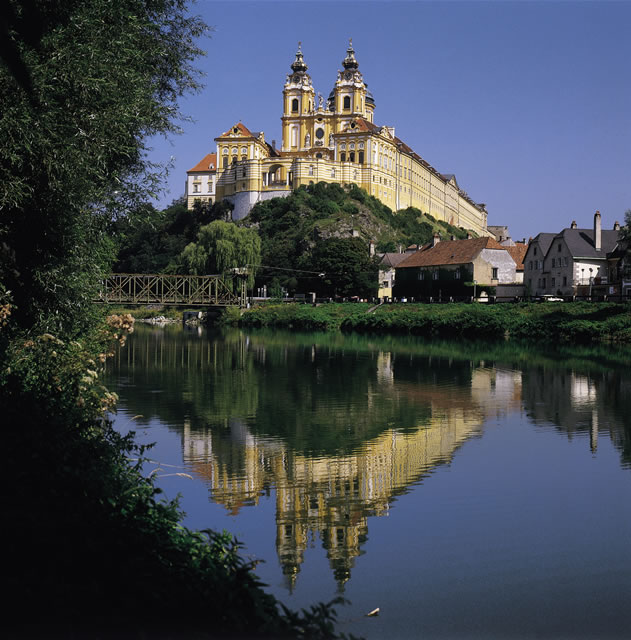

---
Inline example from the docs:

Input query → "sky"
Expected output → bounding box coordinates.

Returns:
[149,0,631,241]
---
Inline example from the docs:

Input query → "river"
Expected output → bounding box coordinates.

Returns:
[105,323,631,639]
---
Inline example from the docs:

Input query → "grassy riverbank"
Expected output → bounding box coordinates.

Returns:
[239,301,631,344]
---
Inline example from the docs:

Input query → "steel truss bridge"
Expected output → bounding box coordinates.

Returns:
[97,273,246,307]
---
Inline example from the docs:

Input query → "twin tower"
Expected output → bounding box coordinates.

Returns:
[280,40,376,155]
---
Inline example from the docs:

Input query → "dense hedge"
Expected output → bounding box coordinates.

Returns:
[239,302,631,344]
[239,302,374,332]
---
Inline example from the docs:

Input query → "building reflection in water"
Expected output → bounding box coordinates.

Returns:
[180,349,523,590]
[110,329,630,590]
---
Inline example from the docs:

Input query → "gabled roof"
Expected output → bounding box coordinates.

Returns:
[377,252,410,269]
[217,122,256,138]
[187,153,217,173]
[557,228,619,258]
[396,237,508,269]
[528,233,556,256]
[504,243,527,271]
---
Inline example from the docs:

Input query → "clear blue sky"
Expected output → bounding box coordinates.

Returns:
[150,0,631,241]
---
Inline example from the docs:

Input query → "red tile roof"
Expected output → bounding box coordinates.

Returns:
[187,153,217,173]
[505,243,527,271]
[396,237,508,269]
[217,122,255,138]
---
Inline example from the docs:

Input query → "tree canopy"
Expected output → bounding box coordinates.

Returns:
[0,0,207,332]
[179,220,261,287]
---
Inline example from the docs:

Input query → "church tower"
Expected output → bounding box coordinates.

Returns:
[281,43,316,152]
[328,40,375,127]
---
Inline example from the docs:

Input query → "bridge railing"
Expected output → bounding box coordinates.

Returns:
[97,273,245,307]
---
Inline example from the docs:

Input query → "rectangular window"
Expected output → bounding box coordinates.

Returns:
[551,277,556,287]
[193,183,200,193]
[551,258,555,268]
[418,271,425,280]
[455,268,461,280]
[558,244,562,252]
[492,267,498,279]
[563,276,567,286]
[433,270,439,280]
[382,280,389,288]
[564,257,569,266]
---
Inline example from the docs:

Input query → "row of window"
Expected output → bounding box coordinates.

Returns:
[339,151,364,163]
[528,257,569,270]
[191,182,214,194]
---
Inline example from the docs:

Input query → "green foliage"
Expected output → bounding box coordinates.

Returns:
[241,303,373,331]
[179,220,261,287]
[301,237,379,299]
[341,301,631,344]
[0,0,207,333]
[111,198,236,274]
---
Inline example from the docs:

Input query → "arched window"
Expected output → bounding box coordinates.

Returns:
[291,126,298,148]
[343,96,351,110]
[291,98,299,113]
[349,151,355,163]
[340,152,346,162]
[358,151,364,164]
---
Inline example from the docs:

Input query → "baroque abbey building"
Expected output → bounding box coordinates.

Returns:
[186,41,490,237]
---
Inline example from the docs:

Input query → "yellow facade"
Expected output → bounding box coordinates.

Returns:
[208,41,489,236]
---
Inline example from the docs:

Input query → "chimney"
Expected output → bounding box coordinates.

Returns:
[614,221,621,231]
[432,233,440,247]
[570,220,577,229]
[594,210,601,251]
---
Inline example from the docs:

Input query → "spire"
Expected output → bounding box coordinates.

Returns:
[291,41,308,73]
[342,38,358,70]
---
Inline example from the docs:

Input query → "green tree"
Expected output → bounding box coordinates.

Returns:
[0,0,206,332]
[180,220,261,286]
[302,237,378,299]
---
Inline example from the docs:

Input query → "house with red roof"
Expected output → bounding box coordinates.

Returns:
[185,153,217,209]
[394,236,519,301]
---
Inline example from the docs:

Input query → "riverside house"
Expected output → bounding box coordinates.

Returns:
[393,235,518,301]
[524,212,622,299]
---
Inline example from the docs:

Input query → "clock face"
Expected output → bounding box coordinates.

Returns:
[293,75,300,83]
[345,72,352,80]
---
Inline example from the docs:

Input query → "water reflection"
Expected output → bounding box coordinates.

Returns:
[107,325,631,590]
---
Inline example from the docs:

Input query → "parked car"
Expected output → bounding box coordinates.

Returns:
[537,295,564,302]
